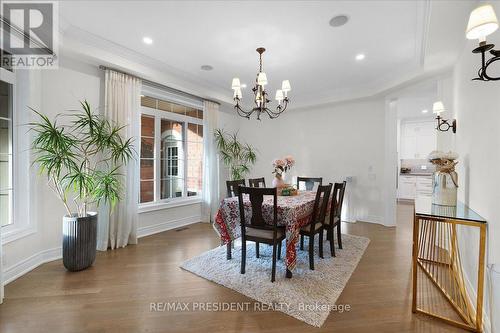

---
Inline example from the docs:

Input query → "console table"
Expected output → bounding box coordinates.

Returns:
[412,197,486,332]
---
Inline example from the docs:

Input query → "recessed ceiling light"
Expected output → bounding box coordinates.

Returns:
[329,15,349,27]
[355,53,365,61]
[200,65,213,71]
[241,83,247,88]
[142,37,153,45]
[422,109,429,114]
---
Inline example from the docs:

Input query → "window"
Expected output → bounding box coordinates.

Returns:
[139,93,203,205]
[0,77,13,227]
[167,147,179,176]
[0,69,36,242]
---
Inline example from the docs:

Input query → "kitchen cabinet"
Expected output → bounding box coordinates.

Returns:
[398,175,416,199]
[401,136,417,159]
[398,175,433,200]
[400,120,436,159]
[416,134,435,158]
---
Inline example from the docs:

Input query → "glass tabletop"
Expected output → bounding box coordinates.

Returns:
[414,196,486,223]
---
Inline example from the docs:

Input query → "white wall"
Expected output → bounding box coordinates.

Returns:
[236,98,391,225]
[443,5,500,330]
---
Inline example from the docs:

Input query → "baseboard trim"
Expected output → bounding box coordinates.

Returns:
[137,215,201,238]
[3,216,201,286]
[3,247,62,286]
[356,215,390,226]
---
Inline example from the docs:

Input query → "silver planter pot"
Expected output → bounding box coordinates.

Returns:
[62,212,97,271]
[432,171,458,206]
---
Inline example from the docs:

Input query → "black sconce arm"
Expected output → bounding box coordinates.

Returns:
[472,42,500,81]
[436,115,457,133]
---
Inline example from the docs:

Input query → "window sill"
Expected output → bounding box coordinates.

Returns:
[138,197,202,214]
[1,225,37,244]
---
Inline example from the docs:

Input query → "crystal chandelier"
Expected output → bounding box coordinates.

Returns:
[231,47,291,120]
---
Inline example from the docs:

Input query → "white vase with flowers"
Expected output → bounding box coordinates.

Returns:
[272,155,295,188]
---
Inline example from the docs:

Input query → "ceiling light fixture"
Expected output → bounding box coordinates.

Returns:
[329,15,349,27]
[231,47,291,120]
[240,83,247,88]
[142,37,153,45]
[422,109,428,114]
[433,101,456,133]
[466,4,500,81]
[355,53,365,61]
[200,65,213,71]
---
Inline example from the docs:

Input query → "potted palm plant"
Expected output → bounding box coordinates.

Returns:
[30,101,134,271]
[214,129,256,180]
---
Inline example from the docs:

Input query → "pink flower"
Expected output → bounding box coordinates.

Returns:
[273,159,286,168]
[284,155,295,167]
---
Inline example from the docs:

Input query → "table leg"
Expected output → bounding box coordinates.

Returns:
[286,269,293,278]
[226,241,232,260]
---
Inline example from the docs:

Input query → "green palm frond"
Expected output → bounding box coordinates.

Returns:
[30,101,135,217]
[214,128,257,180]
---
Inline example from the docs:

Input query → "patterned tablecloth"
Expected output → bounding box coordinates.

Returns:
[213,191,322,271]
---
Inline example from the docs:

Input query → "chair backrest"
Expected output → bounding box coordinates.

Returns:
[330,181,347,223]
[297,177,323,191]
[226,179,245,197]
[309,184,332,230]
[238,186,278,233]
[249,177,266,188]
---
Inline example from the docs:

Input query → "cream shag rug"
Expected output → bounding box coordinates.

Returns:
[181,233,370,327]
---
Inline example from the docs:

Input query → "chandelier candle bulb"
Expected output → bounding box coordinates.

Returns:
[231,78,241,89]
[233,88,242,99]
[281,80,291,92]
[257,72,268,86]
[275,90,284,102]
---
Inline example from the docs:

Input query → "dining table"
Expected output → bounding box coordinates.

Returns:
[213,190,327,278]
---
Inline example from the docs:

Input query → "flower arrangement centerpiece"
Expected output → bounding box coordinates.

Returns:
[428,150,459,206]
[272,155,295,189]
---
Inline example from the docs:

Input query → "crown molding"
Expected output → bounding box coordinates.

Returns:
[418,0,432,67]
[59,21,233,105]
[289,66,453,113]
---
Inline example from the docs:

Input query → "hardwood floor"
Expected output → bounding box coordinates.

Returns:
[0,203,466,333]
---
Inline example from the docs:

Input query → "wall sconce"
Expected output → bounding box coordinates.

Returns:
[466,4,500,81]
[433,101,457,133]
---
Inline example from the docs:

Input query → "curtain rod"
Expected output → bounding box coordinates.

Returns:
[98,65,220,105]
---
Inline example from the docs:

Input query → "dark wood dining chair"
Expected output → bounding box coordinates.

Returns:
[324,181,347,257]
[238,186,285,282]
[297,177,323,191]
[249,177,266,188]
[226,179,245,197]
[298,183,332,270]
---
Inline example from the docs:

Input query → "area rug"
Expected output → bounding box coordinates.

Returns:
[180,233,370,327]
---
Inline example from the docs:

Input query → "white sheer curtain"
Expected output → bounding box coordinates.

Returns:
[97,70,141,250]
[202,101,220,222]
